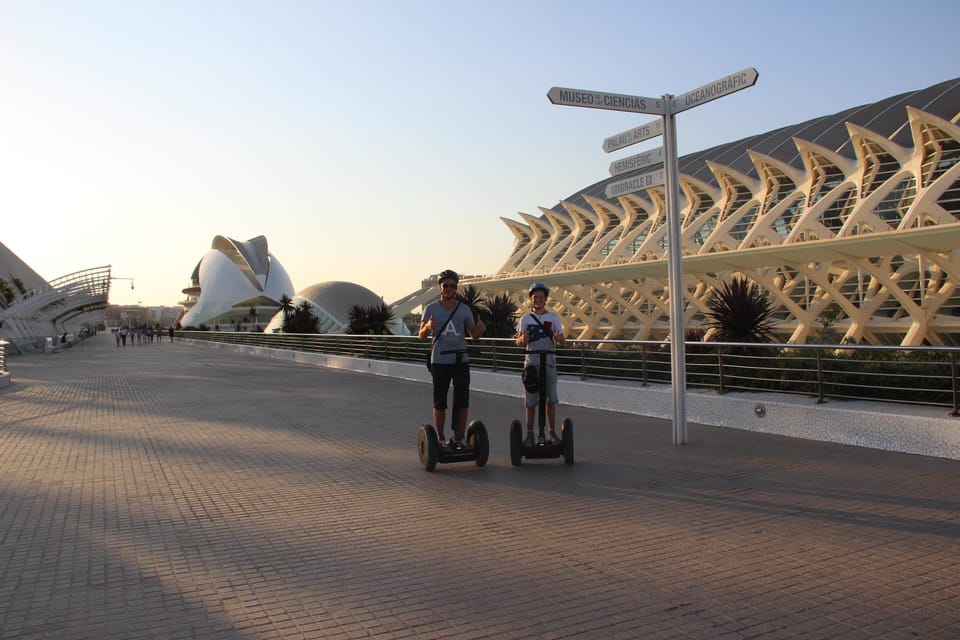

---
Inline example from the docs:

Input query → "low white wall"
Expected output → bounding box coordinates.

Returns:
[554,377,960,460]
[193,340,960,460]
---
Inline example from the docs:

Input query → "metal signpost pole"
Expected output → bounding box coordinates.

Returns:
[661,95,687,444]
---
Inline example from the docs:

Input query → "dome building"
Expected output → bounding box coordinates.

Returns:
[180,235,294,329]
[264,281,410,335]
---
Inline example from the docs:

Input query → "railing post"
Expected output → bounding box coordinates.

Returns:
[640,344,648,386]
[580,343,588,380]
[951,352,959,417]
[717,344,725,394]
[816,347,826,404]
[490,340,498,371]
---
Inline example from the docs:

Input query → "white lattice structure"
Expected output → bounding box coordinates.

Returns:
[0,266,111,350]
[474,80,960,346]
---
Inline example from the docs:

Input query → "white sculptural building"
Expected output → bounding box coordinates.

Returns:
[474,77,960,346]
[179,235,295,329]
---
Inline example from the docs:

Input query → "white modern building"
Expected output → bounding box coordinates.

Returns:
[459,77,960,346]
[180,235,295,329]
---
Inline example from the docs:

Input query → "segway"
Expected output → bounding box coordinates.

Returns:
[418,352,490,472]
[510,349,574,465]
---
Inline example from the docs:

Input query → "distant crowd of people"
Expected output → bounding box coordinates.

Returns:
[111,324,175,346]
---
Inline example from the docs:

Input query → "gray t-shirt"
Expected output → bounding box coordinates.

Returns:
[423,301,476,365]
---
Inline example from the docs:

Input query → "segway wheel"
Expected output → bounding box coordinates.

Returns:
[509,420,523,466]
[467,420,489,467]
[418,424,439,472]
[561,417,574,465]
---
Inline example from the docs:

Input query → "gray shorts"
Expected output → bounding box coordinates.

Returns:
[524,363,558,407]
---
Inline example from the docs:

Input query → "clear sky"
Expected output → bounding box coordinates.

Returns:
[1,0,957,307]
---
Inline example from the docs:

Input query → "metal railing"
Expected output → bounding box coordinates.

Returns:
[180,331,960,416]
[0,340,7,373]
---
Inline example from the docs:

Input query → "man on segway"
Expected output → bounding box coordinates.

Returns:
[418,269,485,445]
[516,282,565,446]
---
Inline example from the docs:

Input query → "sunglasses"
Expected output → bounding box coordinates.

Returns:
[441,283,458,289]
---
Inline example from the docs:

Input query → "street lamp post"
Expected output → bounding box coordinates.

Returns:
[110,277,135,290]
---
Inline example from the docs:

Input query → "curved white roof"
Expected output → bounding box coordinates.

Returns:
[299,281,382,324]
[180,236,294,327]
[263,280,385,334]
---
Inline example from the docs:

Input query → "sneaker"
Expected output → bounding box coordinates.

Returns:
[547,430,561,445]
[523,430,535,447]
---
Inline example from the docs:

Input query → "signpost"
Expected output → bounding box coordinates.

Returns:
[609,146,664,177]
[671,67,759,114]
[547,87,664,115]
[548,68,759,446]
[605,169,665,198]
[602,119,664,153]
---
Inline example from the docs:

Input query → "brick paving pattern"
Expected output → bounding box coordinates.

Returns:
[1,336,958,639]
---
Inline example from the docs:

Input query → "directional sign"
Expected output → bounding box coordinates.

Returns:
[671,67,759,114]
[548,87,664,115]
[609,146,664,177]
[604,169,665,199]
[602,119,663,153]
[548,68,759,447]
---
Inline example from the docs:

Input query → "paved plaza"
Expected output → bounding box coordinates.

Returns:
[1,336,958,639]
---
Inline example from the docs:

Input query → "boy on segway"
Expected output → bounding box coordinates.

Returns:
[516,282,565,446]
[418,269,485,445]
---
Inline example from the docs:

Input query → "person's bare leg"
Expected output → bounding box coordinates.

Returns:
[547,403,561,441]
[433,409,446,440]
[523,406,536,445]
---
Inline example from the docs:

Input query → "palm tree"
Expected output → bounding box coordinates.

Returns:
[705,276,778,343]
[456,284,484,319]
[282,301,320,333]
[366,302,395,335]
[346,304,369,334]
[481,293,519,338]
[278,294,295,318]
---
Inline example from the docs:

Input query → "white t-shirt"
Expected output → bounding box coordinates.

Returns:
[517,310,563,367]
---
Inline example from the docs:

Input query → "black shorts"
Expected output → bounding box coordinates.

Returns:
[431,362,470,410]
